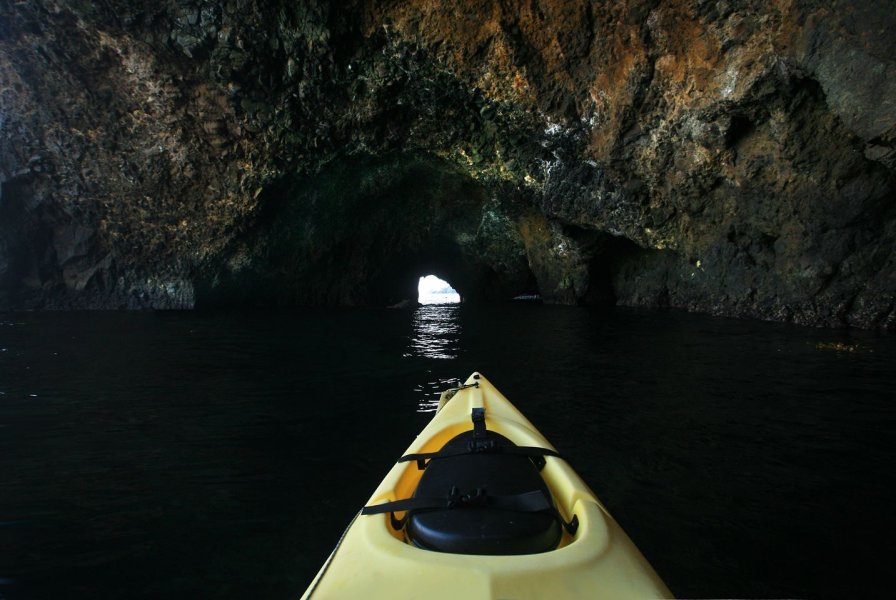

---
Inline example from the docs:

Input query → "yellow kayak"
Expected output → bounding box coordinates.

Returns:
[302,372,672,599]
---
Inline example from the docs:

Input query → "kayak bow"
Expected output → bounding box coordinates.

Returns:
[302,372,671,599]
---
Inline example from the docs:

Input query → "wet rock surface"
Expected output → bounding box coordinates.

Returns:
[0,0,893,327]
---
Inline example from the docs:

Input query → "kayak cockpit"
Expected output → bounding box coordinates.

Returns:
[362,397,576,555]
[406,428,563,554]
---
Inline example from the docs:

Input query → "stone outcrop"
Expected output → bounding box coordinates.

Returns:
[1,0,893,327]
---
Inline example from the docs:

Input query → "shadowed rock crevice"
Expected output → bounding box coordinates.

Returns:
[573,229,648,307]
[0,178,45,305]
[520,221,665,308]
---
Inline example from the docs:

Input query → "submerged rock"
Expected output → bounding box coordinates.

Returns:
[0,0,893,328]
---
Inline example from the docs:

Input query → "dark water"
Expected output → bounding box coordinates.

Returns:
[1,305,894,599]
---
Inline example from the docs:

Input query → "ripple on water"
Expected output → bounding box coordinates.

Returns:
[404,305,461,360]
[413,377,464,413]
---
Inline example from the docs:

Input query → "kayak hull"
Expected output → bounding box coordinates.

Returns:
[302,373,672,599]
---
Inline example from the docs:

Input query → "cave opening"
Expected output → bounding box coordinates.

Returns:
[417,274,460,305]
[196,153,540,309]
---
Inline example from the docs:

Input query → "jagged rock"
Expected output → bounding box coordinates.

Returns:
[0,0,893,328]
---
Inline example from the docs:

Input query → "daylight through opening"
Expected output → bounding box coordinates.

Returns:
[418,275,460,305]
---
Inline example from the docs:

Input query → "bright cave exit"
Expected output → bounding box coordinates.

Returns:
[417,275,460,305]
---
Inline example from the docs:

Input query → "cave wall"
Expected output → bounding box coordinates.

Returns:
[0,0,893,327]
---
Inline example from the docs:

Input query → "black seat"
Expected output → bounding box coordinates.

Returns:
[406,430,562,555]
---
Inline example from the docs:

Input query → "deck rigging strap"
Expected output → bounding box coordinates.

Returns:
[399,445,564,470]
[438,381,479,411]
[361,487,580,535]
[362,406,579,536]
[454,382,480,391]
[361,487,553,515]
[399,407,565,469]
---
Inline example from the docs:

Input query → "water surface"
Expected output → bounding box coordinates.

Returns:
[1,306,894,598]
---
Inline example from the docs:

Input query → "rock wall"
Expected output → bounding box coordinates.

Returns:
[1,0,893,327]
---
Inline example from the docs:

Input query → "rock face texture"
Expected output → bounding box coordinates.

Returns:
[1,0,893,327]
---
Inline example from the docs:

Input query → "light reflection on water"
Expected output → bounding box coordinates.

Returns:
[404,305,461,361]
[412,377,462,413]
[405,305,463,412]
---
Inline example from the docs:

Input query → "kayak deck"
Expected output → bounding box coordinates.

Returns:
[302,372,671,599]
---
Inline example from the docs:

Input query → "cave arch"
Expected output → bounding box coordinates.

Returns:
[197,153,536,308]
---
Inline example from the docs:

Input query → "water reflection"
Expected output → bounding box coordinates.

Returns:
[405,306,463,412]
[413,377,462,413]
[404,305,461,361]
